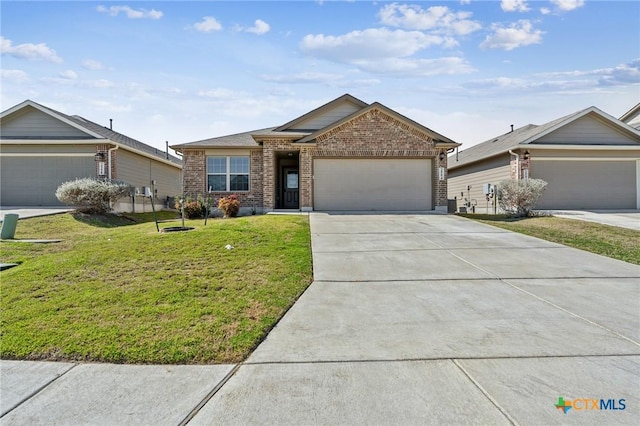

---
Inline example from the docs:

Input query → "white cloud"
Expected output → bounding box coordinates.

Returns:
[1,69,29,83]
[90,100,132,112]
[378,3,481,35]
[480,20,543,50]
[550,0,585,11]
[245,19,271,35]
[353,56,475,77]
[301,28,455,63]
[540,7,551,15]
[501,0,530,12]
[259,72,380,87]
[0,36,62,63]
[96,5,162,19]
[537,59,640,86]
[82,59,104,70]
[193,16,223,32]
[83,79,116,89]
[59,70,78,80]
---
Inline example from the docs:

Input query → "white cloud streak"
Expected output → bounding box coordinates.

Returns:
[378,3,481,35]
[501,0,530,12]
[480,20,543,50]
[550,0,585,11]
[96,5,163,19]
[82,59,104,70]
[245,19,271,35]
[1,69,29,83]
[193,16,223,32]
[0,36,63,63]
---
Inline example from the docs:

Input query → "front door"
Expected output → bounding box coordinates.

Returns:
[282,167,299,209]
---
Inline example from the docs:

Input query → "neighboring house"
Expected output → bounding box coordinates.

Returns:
[171,94,460,213]
[448,106,640,212]
[620,102,640,130]
[0,100,182,211]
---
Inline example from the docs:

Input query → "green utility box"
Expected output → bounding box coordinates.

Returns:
[1,214,19,239]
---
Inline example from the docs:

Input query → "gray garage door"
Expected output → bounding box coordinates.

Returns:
[314,158,432,211]
[0,156,95,206]
[534,160,637,209]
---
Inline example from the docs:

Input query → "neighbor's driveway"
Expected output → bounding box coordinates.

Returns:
[191,213,640,425]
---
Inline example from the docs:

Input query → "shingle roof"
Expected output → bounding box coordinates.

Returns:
[3,100,181,165]
[449,106,628,169]
[65,114,181,165]
[171,127,276,149]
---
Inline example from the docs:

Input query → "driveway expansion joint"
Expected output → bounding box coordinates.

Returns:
[452,359,519,426]
[0,362,77,419]
[179,364,241,426]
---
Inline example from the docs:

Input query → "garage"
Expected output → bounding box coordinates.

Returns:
[534,160,637,210]
[0,155,94,206]
[313,158,433,211]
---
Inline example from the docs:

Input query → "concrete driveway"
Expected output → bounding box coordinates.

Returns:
[2,213,639,425]
[191,213,640,425]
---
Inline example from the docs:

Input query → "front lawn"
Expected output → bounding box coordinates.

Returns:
[0,212,312,364]
[461,214,640,265]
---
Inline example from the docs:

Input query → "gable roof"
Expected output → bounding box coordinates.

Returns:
[1,100,181,166]
[174,93,459,150]
[620,102,640,129]
[274,93,369,132]
[295,101,459,146]
[450,106,640,169]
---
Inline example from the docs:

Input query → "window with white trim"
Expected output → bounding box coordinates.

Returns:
[207,156,249,192]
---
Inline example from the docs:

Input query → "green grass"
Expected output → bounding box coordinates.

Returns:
[460,214,640,265]
[1,212,312,364]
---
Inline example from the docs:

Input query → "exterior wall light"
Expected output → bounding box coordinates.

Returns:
[95,151,106,162]
[439,152,446,161]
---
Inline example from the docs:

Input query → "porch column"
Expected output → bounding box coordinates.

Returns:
[299,147,313,211]
[262,142,276,210]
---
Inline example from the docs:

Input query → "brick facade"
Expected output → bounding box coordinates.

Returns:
[183,107,453,211]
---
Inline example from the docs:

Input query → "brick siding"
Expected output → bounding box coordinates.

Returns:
[183,108,452,211]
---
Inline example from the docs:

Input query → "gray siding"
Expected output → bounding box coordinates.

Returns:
[536,116,636,145]
[0,144,96,154]
[534,160,636,209]
[117,149,181,202]
[1,106,90,138]
[289,103,362,130]
[448,164,510,214]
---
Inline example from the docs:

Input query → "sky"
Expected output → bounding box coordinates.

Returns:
[1,0,639,154]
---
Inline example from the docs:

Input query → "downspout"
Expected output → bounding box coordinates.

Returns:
[508,149,519,181]
[107,145,119,180]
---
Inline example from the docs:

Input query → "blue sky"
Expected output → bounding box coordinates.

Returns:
[2,0,638,153]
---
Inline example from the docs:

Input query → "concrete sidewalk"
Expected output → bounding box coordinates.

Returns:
[1,213,639,425]
[0,207,73,222]
[548,209,640,231]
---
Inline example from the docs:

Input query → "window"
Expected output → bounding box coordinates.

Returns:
[207,156,249,192]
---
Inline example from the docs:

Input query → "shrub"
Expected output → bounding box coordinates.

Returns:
[56,178,132,214]
[497,178,548,217]
[183,200,204,219]
[218,194,240,217]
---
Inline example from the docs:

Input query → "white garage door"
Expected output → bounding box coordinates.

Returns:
[0,156,95,206]
[534,160,637,209]
[314,158,432,211]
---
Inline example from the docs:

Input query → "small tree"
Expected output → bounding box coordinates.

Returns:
[497,178,547,217]
[56,178,132,214]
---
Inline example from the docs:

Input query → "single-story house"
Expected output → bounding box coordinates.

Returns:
[171,94,460,213]
[448,106,640,212]
[620,102,640,130]
[0,100,182,212]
